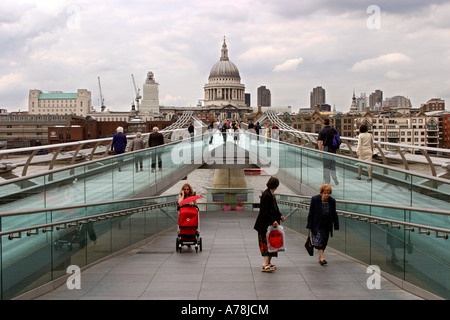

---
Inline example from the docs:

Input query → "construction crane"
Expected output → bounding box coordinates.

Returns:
[98,76,106,112]
[131,74,142,112]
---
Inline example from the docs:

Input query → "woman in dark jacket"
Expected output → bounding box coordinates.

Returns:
[307,184,339,265]
[254,177,285,272]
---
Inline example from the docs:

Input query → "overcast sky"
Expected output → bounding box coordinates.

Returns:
[1,0,449,113]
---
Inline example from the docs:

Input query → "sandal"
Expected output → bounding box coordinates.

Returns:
[261,265,275,272]
[269,264,277,270]
[319,259,328,266]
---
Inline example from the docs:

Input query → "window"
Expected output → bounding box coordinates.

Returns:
[428,121,438,130]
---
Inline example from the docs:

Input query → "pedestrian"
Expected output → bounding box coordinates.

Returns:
[248,121,255,142]
[271,124,279,140]
[254,177,285,272]
[306,184,339,265]
[129,131,145,172]
[208,121,214,144]
[188,122,195,141]
[265,121,271,139]
[233,121,240,142]
[318,119,339,185]
[248,121,254,131]
[221,120,228,143]
[356,124,374,182]
[255,122,261,141]
[178,183,197,250]
[111,126,127,172]
[148,126,164,172]
[178,183,197,206]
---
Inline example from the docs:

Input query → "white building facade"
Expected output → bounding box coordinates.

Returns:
[355,109,439,149]
[140,71,160,113]
[28,89,92,117]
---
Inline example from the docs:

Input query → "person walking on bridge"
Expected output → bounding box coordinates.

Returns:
[148,126,164,172]
[356,124,374,182]
[254,177,285,272]
[130,131,145,172]
[111,126,127,172]
[318,119,339,185]
[307,184,339,265]
[255,122,261,141]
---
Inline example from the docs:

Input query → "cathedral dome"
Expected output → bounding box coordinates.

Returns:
[209,60,240,78]
[208,37,240,79]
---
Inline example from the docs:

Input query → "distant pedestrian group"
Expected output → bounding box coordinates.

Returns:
[110,126,164,172]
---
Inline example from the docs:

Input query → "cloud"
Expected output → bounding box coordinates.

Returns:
[0,1,449,112]
[350,53,413,72]
[160,94,187,106]
[385,71,403,79]
[273,57,303,72]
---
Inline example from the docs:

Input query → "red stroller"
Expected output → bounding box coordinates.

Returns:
[176,195,203,253]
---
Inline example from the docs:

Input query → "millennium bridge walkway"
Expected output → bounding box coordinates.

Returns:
[0,113,448,303]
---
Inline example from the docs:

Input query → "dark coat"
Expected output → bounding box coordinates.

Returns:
[318,125,338,152]
[254,123,261,135]
[111,132,127,153]
[254,189,282,235]
[148,132,164,147]
[306,194,339,237]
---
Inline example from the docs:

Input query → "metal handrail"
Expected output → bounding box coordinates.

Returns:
[276,195,450,240]
[261,109,450,177]
[337,209,448,239]
[0,111,207,177]
[1,110,448,178]
[0,195,178,218]
[0,195,179,240]
[277,194,450,216]
[0,136,185,187]
[242,131,450,185]
[1,192,448,241]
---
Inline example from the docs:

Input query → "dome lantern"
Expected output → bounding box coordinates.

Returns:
[209,36,240,79]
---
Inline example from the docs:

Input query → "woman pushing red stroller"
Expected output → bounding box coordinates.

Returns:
[176,184,203,253]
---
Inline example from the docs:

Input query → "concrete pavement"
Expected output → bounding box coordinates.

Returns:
[35,211,423,301]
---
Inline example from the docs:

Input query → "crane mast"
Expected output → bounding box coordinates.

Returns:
[98,76,106,112]
[131,74,142,112]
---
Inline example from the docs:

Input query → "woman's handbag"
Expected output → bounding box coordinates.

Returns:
[266,225,286,253]
[305,230,314,256]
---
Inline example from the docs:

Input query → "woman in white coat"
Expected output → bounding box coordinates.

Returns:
[356,124,374,181]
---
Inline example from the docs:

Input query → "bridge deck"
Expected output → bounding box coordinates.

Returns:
[35,211,422,301]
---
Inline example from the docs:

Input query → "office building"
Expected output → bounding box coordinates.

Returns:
[257,86,271,107]
[310,86,325,108]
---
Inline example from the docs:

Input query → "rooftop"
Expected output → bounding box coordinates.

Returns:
[38,93,78,100]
